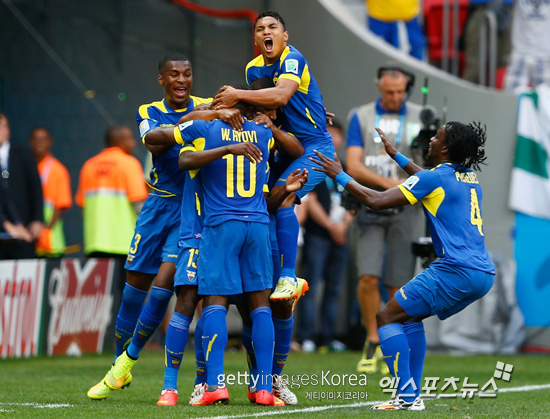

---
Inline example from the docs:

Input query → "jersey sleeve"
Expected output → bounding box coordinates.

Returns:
[278,49,307,86]
[136,106,161,142]
[346,112,364,148]
[174,120,208,145]
[397,169,440,205]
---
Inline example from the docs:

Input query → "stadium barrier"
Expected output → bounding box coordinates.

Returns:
[0,258,124,359]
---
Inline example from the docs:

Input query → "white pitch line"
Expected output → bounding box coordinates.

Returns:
[0,403,72,409]
[207,383,550,419]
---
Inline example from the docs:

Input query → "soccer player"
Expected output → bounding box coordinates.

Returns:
[213,10,335,302]
[311,122,495,411]
[87,53,241,400]
[143,91,306,406]
[176,97,285,406]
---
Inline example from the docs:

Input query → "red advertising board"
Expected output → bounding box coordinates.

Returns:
[46,259,115,356]
[0,260,45,358]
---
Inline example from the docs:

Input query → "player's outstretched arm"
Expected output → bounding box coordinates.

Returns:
[310,150,409,211]
[142,128,177,156]
[213,79,298,109]
[375,127,423,176]
[179,108,244,131]
[179,142,263,170]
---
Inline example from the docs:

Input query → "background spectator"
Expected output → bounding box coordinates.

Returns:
[297,120,354,353]
[504,0,550,92]
[462,0,512,84]
[75,125,148,259]
[0,183,33,243]
[0,113,43,259]
[366,0,426,60]
[29,127,73,257]
[346,64,423,373]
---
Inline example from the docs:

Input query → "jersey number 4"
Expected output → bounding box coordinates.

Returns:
[223,155,256,198]
[470,189,484,236]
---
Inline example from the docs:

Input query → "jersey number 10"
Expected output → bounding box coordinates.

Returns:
[223,155,256,198]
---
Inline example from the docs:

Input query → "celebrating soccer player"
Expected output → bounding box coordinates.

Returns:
[311,122,495,411]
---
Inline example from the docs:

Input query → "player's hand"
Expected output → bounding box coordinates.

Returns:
[310,150,344,179]
[213,86,239,109]
[217,108,244,131]
[227,142,262,163]
[194,102,213,111]
[285,168,308,193]
[375,127,397,158]
[253,112,273,129]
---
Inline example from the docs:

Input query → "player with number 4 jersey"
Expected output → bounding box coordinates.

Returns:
[312,122,495,411]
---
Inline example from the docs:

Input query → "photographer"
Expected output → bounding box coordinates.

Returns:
[345,63,423,374]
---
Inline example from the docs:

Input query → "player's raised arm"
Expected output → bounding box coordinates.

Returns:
[142,127,177,155]
[310,150,409,211]
[213,78,298,109]
[376,127,423,176]
[178,142,263,171]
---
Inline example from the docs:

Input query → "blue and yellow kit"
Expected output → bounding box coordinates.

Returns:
[245,45,333,151]
[398,163,495,274]
[137,96,211,197]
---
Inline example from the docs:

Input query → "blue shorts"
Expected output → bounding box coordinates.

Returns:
[124,194,181,274]
[395,261,495,320]
[275,143,335,200]
[198,220,273,296]
[174,239,200,288]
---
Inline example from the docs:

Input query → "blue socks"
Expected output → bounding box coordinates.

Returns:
[114,283,148,361]
[241,323,258,383]
[403,321,426,398]
[161,312,192,391]
[272,315,293,376]
[250,307,274,392]
[379,323,415,402]
[275,207,299,282]
[201,305,228,387]
[126,286,173,360]
[194,315,206,386]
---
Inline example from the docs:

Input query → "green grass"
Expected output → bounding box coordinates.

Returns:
[1,348,549,418]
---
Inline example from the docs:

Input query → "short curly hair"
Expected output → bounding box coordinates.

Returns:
[444,121,487,171]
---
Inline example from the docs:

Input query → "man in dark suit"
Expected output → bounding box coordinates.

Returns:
[0,113,43,259]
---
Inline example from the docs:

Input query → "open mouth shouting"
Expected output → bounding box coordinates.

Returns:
[264,37,274,54]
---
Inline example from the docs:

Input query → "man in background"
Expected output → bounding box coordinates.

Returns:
[29,126,72,257]
[346,64,423,374]
[75,125,147,258]
[0,113,43,259]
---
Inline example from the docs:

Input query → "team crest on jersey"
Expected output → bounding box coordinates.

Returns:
[402,175,419,190]
[139,120,150,137]
[186,269,196,282]
[285,59,299,74]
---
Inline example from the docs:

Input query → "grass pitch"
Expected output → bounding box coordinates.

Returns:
[1,348,549,418]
